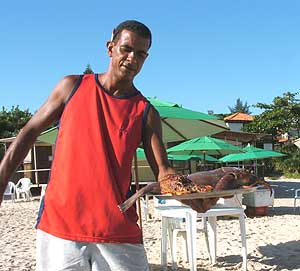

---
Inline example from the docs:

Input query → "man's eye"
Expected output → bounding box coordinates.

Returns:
[120,46,132,53]
[138,53,147,59]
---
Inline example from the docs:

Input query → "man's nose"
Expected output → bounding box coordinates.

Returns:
[127,50,137,61]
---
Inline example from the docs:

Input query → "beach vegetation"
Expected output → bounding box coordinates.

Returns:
[243,91,300,143]
[0,106,32,159]
[272,143,300,177]
[243,91,300,176]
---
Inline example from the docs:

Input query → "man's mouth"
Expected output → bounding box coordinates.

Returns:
[122,63,135,72]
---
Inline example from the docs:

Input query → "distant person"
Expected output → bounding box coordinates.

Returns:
[0,20,217,271]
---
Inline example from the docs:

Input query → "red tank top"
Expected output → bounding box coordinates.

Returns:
[37,74,149,243]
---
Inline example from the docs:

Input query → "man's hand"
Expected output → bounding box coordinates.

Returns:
[180,197,219,213]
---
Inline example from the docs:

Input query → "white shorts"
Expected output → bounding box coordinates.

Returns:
[36,230,150,271]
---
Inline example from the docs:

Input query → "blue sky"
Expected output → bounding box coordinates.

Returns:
[1,1,299,115]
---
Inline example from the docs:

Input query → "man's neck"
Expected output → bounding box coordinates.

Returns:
[98,73,137,96]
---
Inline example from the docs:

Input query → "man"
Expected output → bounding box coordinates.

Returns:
[0,20,217,270]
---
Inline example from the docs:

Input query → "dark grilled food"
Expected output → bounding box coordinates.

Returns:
[118,167,272,213]
[159,174,213,195]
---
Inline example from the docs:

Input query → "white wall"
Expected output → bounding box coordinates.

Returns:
[227,122,243,132]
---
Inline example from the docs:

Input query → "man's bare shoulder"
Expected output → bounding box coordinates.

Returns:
[59,75,81,90]
[63,74,82,82]
[147,104,160,124]
[52,75,82,104]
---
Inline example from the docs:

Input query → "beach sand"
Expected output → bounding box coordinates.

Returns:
[1,178,300,271]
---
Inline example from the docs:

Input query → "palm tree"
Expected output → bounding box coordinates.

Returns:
[228,98,251,114]
[83,64,94,74]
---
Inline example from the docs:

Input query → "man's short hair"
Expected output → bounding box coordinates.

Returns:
[112,20,152,49]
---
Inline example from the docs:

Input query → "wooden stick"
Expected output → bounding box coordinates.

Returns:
[133,152,143,243]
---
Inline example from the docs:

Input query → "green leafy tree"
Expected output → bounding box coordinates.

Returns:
[271,142,300,177]
[83,64,94,74]
[228,98,251,114]
[0,106,32,138]
[0,106,32,159]
[243,92,300,143]
[243,91,300,177]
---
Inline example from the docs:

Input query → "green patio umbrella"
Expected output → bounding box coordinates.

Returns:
[167,136,243,156]
[219,144,286,176]
[136,147,219,175]
[219,145,286,163]
[147,97,180,107]
[136,147,147,161]
[167,136,243,168]
[136,147,219,162]
[37,98,228,145]
[149,97,228,142]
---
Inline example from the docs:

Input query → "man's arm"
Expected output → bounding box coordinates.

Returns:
[143,105,218,213]
[142,105,175,180]
[0,75,80,205]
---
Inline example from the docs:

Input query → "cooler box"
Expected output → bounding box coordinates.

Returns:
[245,206,269,217]
[242,188,274,207]
[242,188,274,217]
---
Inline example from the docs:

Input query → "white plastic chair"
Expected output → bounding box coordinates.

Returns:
[158,204,247,271]
[294,189,300,213]
[140,197,149,221]
[3,181,16,202]
[16,178,32,201]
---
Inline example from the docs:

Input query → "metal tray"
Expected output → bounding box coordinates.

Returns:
[153,187,257,200]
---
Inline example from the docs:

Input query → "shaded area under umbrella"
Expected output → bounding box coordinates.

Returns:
[168,154,219,162]
[37,126,58,145]
[168,153,220,174]
[219,144,286,176]
[136,147,219,162]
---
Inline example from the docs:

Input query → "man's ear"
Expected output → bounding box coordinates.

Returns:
[106,41,114,57]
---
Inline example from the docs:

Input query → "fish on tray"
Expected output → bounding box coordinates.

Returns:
[118,167,272,213]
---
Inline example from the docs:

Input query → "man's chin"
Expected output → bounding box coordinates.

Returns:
[119,70,136,81]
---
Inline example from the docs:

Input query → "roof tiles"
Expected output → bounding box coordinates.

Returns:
[224,112,254,122]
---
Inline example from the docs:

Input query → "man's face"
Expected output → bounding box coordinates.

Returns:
[108,30,150,81]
